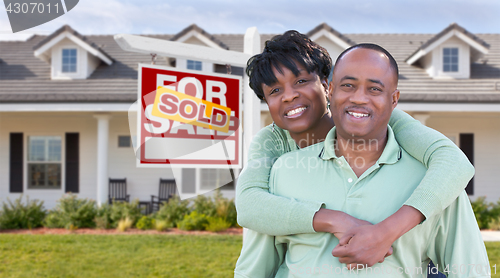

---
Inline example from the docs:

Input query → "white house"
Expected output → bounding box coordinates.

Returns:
[1,23,499,209]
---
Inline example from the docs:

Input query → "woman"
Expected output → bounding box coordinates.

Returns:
[234,31,473,276]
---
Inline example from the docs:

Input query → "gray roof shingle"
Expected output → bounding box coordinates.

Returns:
[33,25,113,63]
[1,24,499,104]
[306,23,356,46]
[170,24,230,50]
[406,23,490,63]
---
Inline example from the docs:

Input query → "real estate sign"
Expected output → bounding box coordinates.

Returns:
[137,64,242,168]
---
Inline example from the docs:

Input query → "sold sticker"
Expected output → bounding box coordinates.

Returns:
[151,86,232,133]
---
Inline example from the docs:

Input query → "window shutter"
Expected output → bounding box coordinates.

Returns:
[459,133,474,195]
[9,133,23,193]
[65,133,79,193]
[182,169,196,193]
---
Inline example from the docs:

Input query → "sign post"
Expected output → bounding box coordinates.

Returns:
[115,28,261,201]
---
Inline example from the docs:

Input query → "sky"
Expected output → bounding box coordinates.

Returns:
[1,0,499,41]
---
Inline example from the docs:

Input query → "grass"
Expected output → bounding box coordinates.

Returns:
[0,234,242,278]
[487,242,500,277]
[1,234,500,277]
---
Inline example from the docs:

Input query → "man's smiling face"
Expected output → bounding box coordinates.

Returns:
[329,47,400,141]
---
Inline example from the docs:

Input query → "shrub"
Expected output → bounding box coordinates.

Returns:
[212,190,238,227]
[94,203,113,229]
[109,200,142,228]
[154,220,171,232]
[44,212,64,228]
[470,197,500,229]
[226,200,239,227]
[0,195,46,230]
[193,194,216,217]
[44,194,97,229]
[177,211,208,231]
[156,197,191,227]
[205,216,231,232]
[116,217,133,232]
[136,216,155,230]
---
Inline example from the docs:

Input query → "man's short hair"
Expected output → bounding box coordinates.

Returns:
[334,43,399,81]
[246,30,332,100]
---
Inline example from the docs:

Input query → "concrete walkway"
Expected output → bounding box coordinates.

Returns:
[481,231,500,241]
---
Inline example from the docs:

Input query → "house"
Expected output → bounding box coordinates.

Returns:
[1,23,499,209]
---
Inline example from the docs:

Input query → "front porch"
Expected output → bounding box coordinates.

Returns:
[0,109,236,210]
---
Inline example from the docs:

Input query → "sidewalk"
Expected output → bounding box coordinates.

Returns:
[481,231,500,241]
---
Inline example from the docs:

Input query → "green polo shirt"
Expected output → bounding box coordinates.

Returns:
[235,126,489,278]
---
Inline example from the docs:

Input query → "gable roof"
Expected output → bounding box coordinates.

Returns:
[406,23,490,65]
[170,24,229,50]
[0,24,499,104]
[306,23,355,48]
[33,25,113,65]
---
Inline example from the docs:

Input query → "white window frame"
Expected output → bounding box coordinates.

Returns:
[61,48,78,73]
[51,43,85,80]
[176,58,214,72]
[442,47,459,73]
[187,60,202,71]
[196,168,238,193]
[24,133,65,191]
[435,43,469,79]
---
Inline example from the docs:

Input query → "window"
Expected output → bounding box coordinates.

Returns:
[27,136,62,189]
[443,47,458,72]
[62,48,77,73]
[187,60,202,71]
[118,136,131,147]
[200,169,233,190]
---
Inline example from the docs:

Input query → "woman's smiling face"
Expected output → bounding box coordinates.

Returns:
[262,62,329,139]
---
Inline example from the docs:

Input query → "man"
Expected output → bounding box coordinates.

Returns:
[237,44,490,277]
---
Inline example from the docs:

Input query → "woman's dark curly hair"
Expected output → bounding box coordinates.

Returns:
[246,30,332,100]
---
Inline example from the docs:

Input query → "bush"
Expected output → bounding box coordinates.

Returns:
[136,216,155,230]
[213,190,238,227]
[177,211,208,231]
[44,212,63,228]
[44,194,97,229]
[205,216,231,232]
[156,197,191,227]
[0,195,46,230]
[94,203,113,229]
[116,217,133,232]
[471,197,500,229]
[109,200,142,228]
[154,220,171,232]
[193,194,216,217]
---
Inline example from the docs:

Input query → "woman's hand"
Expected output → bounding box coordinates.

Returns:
[312,208,394,268]
[331,224,394,268]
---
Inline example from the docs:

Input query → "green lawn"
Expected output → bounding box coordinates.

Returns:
[0,234,242,278]
[487,242,500,277]
[0,234,499,278]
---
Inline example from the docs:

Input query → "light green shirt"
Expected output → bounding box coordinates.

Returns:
[235,109,475,236]
[235,126,489,278]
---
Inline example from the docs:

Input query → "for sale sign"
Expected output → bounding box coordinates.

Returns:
[137,64,242,168]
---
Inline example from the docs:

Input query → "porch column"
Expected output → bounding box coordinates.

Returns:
[413,113,431,126]
[94,114,111,206]
[242,27,261,241]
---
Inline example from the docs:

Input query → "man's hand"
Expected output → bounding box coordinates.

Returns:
[331,224,394,269]
[313,209,393,267]
[330,214,372,241]
[330,205,425,269]
[313,206,424,269]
